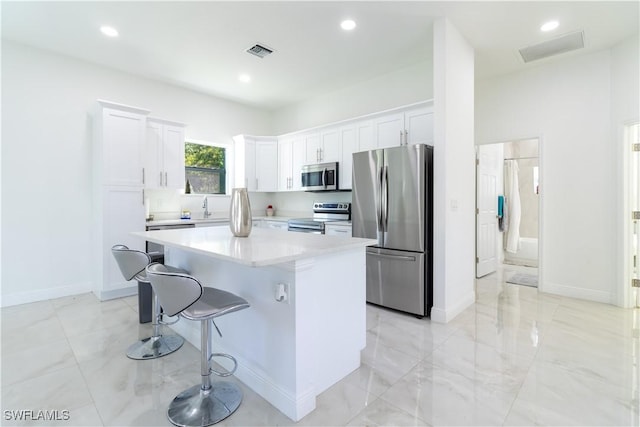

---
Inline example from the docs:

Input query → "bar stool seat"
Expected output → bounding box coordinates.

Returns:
[146,263,250,427]
[111,245,187,360]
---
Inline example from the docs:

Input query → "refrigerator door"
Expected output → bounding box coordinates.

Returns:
[366,247,425,316]
[352,149,384,245]
[382,145,426,252]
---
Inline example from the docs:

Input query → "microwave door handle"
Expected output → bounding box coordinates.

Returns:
[322,168,327,189]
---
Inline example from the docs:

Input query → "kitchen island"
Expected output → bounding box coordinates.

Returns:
[132,227,375,421]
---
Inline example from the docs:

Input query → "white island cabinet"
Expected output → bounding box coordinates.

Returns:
[132,227,375,421]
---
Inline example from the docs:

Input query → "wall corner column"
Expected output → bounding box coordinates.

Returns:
[431,18,476,322]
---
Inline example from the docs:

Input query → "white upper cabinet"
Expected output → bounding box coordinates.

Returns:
[145,118,186,190]
[304,132,321,164]
[355,120,374,152]
[404,107,434,145]
[373,112,405,149]
[339,125,358,190]
[371,105,433,149]
[255,138,278,191]
[99,103,148,187]
[278,136,305,191]
[319,129,341,163]
[252,101,432,193]
[278,138,293,191]
[234,135,278,192]
[304,129,342,164]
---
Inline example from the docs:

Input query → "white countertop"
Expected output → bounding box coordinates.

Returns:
[133,227,375,267]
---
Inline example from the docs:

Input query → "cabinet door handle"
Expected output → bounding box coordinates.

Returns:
[399,131,403,145]
[405,130,408,145]
[256,178,259,190]
[165,172,168,187]
[142,168,145,185]
[159,172,163,186]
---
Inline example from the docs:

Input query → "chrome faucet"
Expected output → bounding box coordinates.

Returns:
[202,196,211,218]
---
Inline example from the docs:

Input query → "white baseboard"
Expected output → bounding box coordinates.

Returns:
[542,281,614,304]
[169,319,316,421]
[430,290,476,323]
[1,282,92,308]
[94,285,138,301]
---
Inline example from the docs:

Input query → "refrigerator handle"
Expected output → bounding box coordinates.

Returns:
[383,165,389,235]
[376,166,384,244]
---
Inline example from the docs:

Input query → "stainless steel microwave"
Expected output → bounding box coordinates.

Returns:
[301,162,339,192]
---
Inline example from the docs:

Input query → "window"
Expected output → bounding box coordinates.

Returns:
[184,142,226,194]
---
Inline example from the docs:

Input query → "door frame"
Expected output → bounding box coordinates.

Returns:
[620,120,640,308]
[475,136,544,289]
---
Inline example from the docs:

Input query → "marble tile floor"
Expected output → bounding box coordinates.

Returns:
[1,265,639,426]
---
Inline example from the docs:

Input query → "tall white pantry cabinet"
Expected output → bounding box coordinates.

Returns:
[92,100,149,300]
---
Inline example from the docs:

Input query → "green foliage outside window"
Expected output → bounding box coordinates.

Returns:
[185,142,226,194]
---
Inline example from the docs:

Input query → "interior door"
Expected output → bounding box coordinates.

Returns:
[476,144,502,277]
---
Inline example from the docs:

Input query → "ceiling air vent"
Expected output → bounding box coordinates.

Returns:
[246,43,274,59]
[519,31,585,63]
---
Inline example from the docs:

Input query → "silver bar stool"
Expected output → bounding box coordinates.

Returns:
[146,263,250,427]
[111,245,186,360]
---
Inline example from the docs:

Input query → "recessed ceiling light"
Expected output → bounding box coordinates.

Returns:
[238,74,251,83]
[100,25,119,37]
[540,20,559,32]
[341,20,356,31]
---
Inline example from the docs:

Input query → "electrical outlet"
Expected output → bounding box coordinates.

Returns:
[274,283,289,304]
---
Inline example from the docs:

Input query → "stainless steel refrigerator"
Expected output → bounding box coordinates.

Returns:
[352,144,433,317]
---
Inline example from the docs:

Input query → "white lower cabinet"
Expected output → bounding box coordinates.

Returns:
[325,223,352,237]
[264,220,289,231]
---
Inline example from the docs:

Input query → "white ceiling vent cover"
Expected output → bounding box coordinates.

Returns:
[246,43,274,59]
[519,31,585,63]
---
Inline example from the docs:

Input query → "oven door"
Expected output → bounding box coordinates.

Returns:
[301,162,338,191]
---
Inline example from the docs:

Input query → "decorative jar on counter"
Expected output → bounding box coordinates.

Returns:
[266,205,274,217]
[229,188,252,237]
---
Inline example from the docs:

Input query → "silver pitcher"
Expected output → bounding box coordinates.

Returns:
[229,188,252,237]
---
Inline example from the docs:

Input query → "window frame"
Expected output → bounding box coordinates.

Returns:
[184,139,232,196]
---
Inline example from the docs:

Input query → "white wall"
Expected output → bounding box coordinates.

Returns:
[430,19,476,322]
[271,59,433,134]
[476,39,638,304]
[1,41,272,306]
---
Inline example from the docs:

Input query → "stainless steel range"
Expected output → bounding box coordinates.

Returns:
[288,202,351,234]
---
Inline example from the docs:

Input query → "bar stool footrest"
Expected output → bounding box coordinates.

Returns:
[208,353,238,377]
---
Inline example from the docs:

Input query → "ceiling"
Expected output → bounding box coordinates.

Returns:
[2,1,638,110]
